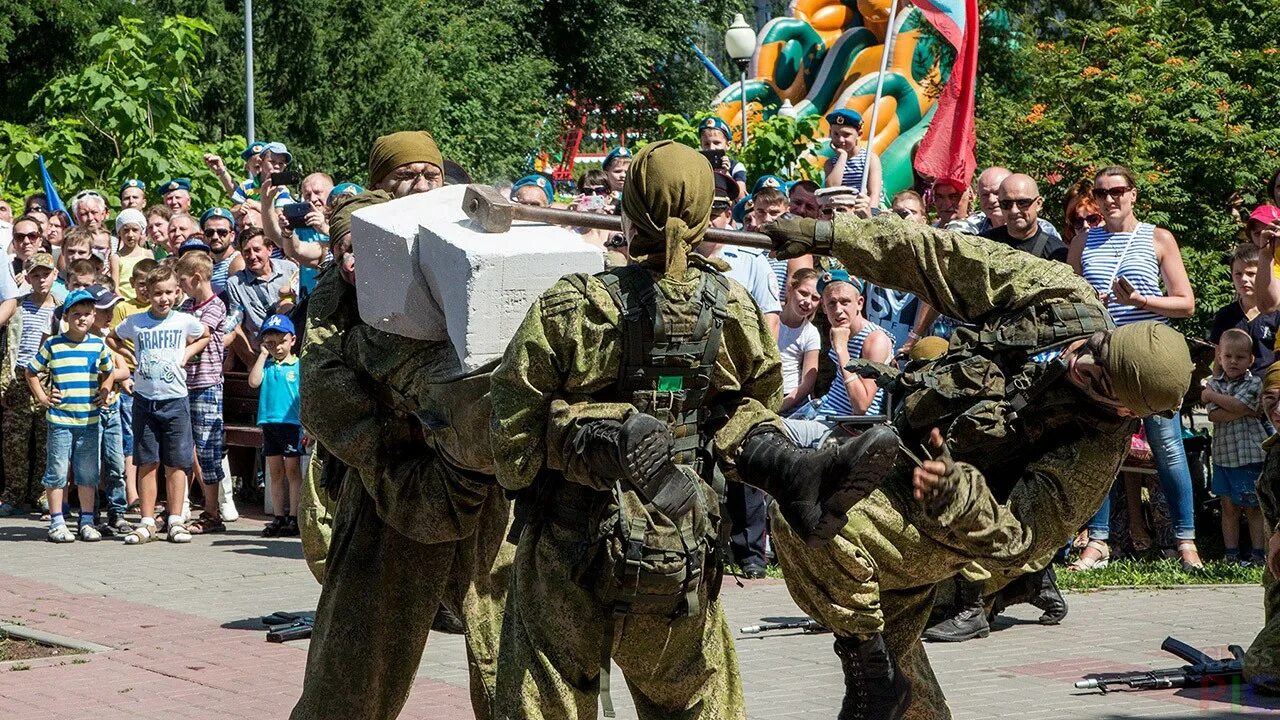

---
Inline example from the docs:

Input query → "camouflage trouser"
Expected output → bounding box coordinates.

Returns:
[290,465,512,720]
[496,519,744,720]
[2,378,46,509]
[298,454,339,585]
[1245,566,1280,692]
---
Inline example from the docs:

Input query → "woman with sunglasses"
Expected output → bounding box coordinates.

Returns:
[570,169,626,260]
[1063,180,1104,244]
[1067,165,1200,571]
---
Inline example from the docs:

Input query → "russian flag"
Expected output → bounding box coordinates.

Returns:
[911,0,979,189]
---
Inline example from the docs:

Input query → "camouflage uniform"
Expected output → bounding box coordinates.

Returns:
[770,215,1140,719]
[490,255,783,719]
[1246,434,1280,692]
[1,314,46,510]
[290,267,513,720]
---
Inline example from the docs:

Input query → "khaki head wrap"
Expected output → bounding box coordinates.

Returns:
[908,335,950,362]
[1106,322,1193,417]
[621,140,713,280]
[328,190,393,244]
[368,131,443,187]
[1264,363,1280,393]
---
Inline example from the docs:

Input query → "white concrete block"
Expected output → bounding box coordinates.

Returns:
[352,184,605,371]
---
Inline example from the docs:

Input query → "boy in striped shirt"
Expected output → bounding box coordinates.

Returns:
[26,289,115,542]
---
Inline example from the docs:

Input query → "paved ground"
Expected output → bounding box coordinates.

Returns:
[1,511,1277,719]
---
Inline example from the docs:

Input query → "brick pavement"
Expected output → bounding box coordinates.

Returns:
[1,512,1278,718]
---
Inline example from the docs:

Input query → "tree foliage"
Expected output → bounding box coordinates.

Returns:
[658,110,825,186]
[976,0,1280,332]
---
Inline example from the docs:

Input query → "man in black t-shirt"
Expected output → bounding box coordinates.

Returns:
[979,174,1068,262]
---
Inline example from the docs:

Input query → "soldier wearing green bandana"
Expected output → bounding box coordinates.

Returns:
[761,212,1195,720]
[489,140,901,719]
[290,131,512,720]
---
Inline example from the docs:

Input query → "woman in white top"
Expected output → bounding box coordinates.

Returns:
[777,268,822,415]
[1067,165,1200,571]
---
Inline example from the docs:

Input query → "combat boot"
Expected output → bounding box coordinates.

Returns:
[572,414,700,518]
[922,578,989,642]
[834,633,911,720]
[988,567,1068,626]
[737,425,899,546]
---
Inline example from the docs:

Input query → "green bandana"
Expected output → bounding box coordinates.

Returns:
[328,190,393,245]
[1106,321,1193,417]
[620,140,712,280]
[368,131,444,187]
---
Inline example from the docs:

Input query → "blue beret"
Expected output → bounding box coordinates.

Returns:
[731,197,750,225]
[200,207,235,227]
[159,178,191,195]
[329,182,363,202]
[817,268,864,294]
[752,175,787,195]
[241,141,267,160]
[699,116,733,140]
[825,108,863,129]
[603,146,632,169]
[120,179,146,194]
[178,238,213,256]
[511,174,554,204]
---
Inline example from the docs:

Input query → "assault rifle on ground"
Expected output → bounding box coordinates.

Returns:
[1074,636,1244,693]
[740,619,829,635]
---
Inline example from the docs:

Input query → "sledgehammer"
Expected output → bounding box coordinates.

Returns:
[462,184,775,252]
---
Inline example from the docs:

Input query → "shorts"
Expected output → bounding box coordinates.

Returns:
[1212,462,1262,508]
[261,423,304,458]
[190,384,225,485]
[132,396,193,470]
[42,423,101,489]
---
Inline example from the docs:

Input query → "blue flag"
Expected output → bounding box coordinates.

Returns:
[37,155,69,221]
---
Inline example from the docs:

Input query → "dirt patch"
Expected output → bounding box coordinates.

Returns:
[0,633,86,663]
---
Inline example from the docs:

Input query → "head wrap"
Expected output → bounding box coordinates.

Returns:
[620,140,712,280]
[909,336,950,362]
[1105,322,1193,418]
[328,190,394,243]
[1264,363,1280,393]
[114,208,147,234]
[368,131,443,187]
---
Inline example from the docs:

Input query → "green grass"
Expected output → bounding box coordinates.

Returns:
[1057,557,1263,591]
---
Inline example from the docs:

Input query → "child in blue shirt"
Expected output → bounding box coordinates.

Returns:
[249,314,303,538]
[26,289,115,542]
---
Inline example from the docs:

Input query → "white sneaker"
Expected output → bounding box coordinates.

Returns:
[47,524,75,543]
[219,461,239,522]
[78,524,102,542]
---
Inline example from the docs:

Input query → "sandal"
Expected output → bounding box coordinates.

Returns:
[167,524,192,544]
[187,515,226,535]
[123,525,156,545]
[1068,540,1110,571]
[1168,540,1203,572]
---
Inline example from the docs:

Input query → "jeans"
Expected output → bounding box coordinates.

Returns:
[782,400,837,449]
[41,423,101,490]
[1087,413,1196,541]
[99,402,127,517]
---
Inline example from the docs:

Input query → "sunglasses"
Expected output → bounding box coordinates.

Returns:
[1071,213,1104,228]
[13,231,41,243]
[1091,186,1132,200]
[998,196,1040,211]
[580,186,610,196]
[205,228,232,237]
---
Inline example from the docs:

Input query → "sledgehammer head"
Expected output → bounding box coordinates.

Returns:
[462,184,514,233]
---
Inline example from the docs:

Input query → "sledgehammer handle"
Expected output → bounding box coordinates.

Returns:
[507,204,776,252]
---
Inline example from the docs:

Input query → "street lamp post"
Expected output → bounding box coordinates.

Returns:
[724,14,757,151]
[244,0,256,143]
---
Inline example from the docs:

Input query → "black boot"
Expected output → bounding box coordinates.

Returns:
[834,634,911,720]
[922,579,989,642]
[988,567,1068,626]
[737,425,899,546]
[571,414,699,518]
[431,605,466,635]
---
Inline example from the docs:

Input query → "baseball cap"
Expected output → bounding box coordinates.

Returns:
[179,238,213,256]
[1249,204,1280,227]
[25,252,55,273]
[263,142,292,163]
[88,284,123,310]
[115,208,147,234]
[260,313,296,337]
[61,288,96,314]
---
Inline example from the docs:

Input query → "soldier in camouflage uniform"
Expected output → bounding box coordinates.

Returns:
[761,212,1195,720]
[489,140,900,719]
[290,131,513,720]
[1246,363,1280,692]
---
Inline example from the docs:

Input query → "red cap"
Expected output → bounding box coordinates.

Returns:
[1249,204,1280,226]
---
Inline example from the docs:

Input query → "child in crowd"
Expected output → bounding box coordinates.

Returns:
[698,116,748,199]
[111,258,156,510]
[145,205,171,255]
[748,184,809,294]
[176,251,229,534]
[65,259,99,293]
[823,109,882,205]
[57,227,95,298]
[777,268,822,415]
[0,253,59,515]
[1204,328,1270,564]
[601,147,631,196]
[89,223,120,291]
[110,265,211,545]
[88,285,133,534]
[26,289,115,542]
[249,314,303,538]
[115,208,152,302]
[1210,243,1280,372]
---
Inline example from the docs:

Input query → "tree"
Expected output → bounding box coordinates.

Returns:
[658,110,825,186]
[975,0,1280,333]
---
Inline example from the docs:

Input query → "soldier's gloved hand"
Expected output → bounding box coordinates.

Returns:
[912,428,960,515]
[762,214,834,259]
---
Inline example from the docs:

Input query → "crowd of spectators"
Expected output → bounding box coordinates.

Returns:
[2,108,1280,582]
